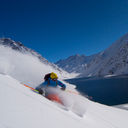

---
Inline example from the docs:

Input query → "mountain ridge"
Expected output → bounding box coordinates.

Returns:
[56,33,128,77]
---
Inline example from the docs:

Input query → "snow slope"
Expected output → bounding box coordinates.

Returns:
[115,104,128,111]
[1,74,128,128]
[80,33,128,77]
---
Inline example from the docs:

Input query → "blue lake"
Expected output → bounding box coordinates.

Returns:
[66,75,128,106]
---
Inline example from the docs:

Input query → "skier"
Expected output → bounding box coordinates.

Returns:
[36,72,66,95]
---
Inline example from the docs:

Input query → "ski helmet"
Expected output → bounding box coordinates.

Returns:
[50,72,58,79]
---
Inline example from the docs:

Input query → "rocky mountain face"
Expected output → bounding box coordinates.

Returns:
[55,54,97,73]
[56,33,128,77]
[0,38,48,63]
[0,38,67,75]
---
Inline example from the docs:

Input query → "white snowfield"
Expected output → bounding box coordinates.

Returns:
[0,74,128,128]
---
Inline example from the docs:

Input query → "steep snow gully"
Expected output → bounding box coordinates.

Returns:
[0,74,128,128]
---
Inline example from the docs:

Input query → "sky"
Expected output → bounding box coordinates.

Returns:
[0,0,128,62]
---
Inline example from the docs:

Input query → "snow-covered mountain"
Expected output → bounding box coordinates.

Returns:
[56,33,128,77]
[0,38,68,73]
[55,54,96,73]
[0,38,76,87]
[1,74,128,128]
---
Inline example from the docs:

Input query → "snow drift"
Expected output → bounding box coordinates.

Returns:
[0,74,128,128]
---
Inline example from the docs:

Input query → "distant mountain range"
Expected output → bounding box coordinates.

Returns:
[56,33,128,77]
[55,54,97,73]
